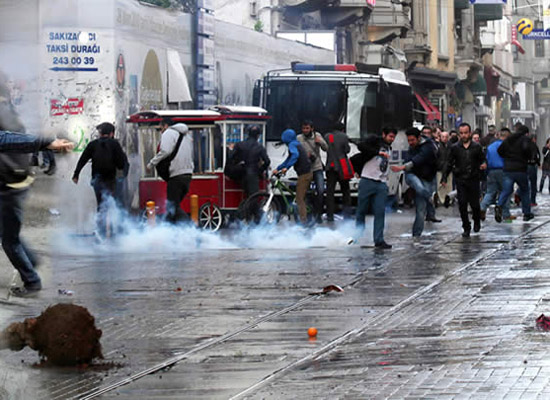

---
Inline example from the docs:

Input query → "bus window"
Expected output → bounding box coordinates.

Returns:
[394,84,413,129]
[347,85,367,140]
[361,82,379,137]
[266,81,346,139]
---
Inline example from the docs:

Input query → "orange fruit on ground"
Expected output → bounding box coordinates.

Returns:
[308,327,318,337]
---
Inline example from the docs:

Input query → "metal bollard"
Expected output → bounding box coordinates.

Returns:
[190,194,199,225]
[146,200,156,227]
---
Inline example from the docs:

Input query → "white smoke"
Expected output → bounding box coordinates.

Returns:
[53,199,360,255]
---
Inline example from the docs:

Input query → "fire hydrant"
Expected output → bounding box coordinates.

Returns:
[146,200,156,226]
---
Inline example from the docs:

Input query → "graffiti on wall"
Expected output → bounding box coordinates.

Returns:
[50,98,84,116]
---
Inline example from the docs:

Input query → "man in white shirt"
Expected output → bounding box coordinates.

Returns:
[355,127,397,249]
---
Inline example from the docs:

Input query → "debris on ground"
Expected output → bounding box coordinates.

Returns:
[0,304,103,366]
[536,314,550,330]
[309,284,344,295]
[58,289,74,296]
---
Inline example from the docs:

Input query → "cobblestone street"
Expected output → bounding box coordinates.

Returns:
[0,187,549,399]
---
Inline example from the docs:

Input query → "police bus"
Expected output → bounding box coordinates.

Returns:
[252,62,414,200]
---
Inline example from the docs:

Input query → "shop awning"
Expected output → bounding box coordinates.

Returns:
[408,67,458,89]
[468,73,487,95]
[484,66,500,96]
[474,3,503,21]
[415,92,441,121]
[167,49,192,103]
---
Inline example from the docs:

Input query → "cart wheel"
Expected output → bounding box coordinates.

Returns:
[198,202,223,231]
[243,192,281,224]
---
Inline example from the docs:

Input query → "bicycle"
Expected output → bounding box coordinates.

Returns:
[242,172,313,224]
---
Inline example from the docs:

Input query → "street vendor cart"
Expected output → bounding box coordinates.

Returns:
[126,105,269,231]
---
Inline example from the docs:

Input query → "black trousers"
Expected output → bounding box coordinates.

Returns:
[326,169,351,220]
[91,177,116,237]
[166,174,192,223]
[241,172,259,198]
[456,179,481,231]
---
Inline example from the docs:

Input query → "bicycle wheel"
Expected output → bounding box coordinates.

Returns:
[243,192,281,224]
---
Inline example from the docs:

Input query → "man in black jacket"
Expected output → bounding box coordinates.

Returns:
[391,128,438,237]
[230,125,270,197]
[72,122,128,237]
[441,123,486,237]
[495,124,533,222]
[354,127,396,249]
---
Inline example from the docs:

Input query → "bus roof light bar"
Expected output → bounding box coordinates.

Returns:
[291,62,357,72]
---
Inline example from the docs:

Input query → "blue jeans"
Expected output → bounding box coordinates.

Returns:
[480,169,511,218]
[406,173,435,237]
[312,169,325,219]
[0,188,41,287]
[355,178,388,244]
[499,171,531,215]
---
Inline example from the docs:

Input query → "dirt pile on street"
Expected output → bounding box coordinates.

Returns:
[0,303,103,366]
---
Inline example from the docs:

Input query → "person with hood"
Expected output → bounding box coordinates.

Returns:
[73,122,128,237]
[272,129,312,225]
[0,72,73,296]
[391,128,438,237]
[230,125,270,197]
[494,124,534,222]
[297,120,327,224]
[147,118,194,224]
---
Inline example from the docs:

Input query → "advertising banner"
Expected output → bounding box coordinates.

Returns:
[544,0,550,32]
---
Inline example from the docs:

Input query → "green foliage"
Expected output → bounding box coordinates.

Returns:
[254,20,263,32]
[140,0,197,13]
[141,0,171,8]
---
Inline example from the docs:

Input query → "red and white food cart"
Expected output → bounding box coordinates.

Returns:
[126,105,270,231]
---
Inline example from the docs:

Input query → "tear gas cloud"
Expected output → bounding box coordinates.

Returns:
[53,197,358,255]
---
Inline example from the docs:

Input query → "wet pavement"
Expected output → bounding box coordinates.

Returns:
[2,184,550,399]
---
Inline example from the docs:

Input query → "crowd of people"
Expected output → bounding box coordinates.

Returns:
[361,121,542,248]
[0,102,546,296]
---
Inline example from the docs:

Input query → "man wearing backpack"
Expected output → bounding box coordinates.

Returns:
[72,122,128,237]
[147,118,193,223]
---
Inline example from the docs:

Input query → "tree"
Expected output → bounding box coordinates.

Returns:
[140,0,197,13]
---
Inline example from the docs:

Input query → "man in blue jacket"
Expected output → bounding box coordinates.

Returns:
[391,128,438,237]
[480,128,511,221]
[272,129,312,225]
